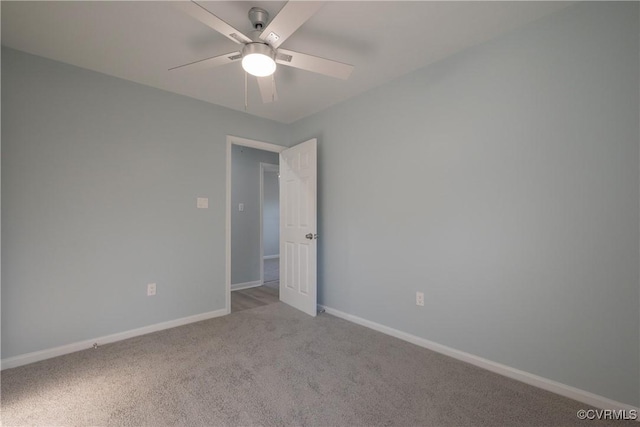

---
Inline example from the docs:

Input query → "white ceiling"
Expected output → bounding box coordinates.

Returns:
[2,1,572,124]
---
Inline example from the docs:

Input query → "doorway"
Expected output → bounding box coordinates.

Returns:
[260,162,280,288]
[232,162,280,312]
[226,135,318,317]
[226,136,285,313]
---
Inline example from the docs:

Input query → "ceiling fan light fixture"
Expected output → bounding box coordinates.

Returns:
[242,43,277,77]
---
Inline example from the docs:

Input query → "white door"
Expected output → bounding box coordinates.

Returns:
[279,139,317,316]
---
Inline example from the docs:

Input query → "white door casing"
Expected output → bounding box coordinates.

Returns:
[279,139,317,317]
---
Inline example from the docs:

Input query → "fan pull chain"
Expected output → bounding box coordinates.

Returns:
[272,74,276,102]
[244,71,248,111]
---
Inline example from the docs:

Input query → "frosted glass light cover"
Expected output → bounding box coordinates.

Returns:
[242,53,277,77]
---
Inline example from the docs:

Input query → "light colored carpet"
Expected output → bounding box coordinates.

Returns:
[1,303,630,426]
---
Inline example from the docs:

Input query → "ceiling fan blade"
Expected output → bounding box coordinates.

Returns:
[257,76,278,103]
[169,51,241,72]
[259,1,324,49]
[174,1,252,45]
[276,49,354,80]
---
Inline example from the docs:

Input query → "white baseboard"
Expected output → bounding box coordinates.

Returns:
[320,305,640,413]
[231,280,262,291]
[263,254,279,260]
[1,308,227,371]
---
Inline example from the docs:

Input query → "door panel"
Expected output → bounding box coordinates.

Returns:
[279,139,317,316]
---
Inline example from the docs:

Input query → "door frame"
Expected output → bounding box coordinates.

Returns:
[226,135,286,314]
[259,162,280,286]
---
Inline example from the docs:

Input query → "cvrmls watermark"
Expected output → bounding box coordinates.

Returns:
[576,409,637,421]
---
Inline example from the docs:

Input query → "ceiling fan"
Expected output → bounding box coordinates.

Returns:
[170,1,354,105]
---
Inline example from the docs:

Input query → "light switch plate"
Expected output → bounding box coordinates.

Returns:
[197,197,208,209]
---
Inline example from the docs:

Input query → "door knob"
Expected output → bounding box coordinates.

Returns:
[305,233,313,240]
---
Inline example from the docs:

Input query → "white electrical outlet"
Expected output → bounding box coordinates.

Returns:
[147,283,157,296]
[416,291,424,306]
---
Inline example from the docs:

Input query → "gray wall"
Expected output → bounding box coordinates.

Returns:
[230,146,278,284]
[263,171,279,258]
[1,48,288,358]
[290,2,639,407]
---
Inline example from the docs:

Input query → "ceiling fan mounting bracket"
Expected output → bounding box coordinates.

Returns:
[248,7,269,30]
